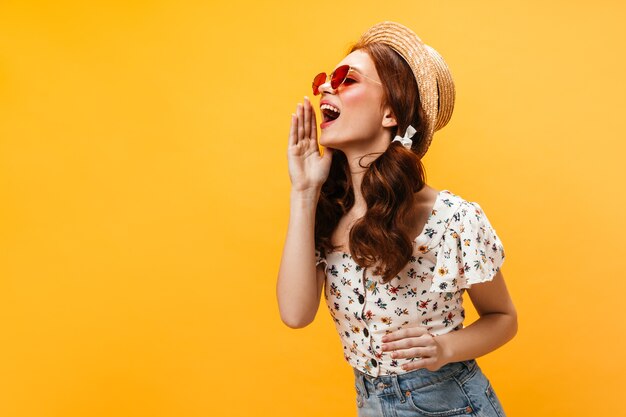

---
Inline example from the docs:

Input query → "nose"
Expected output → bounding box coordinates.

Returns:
[317,77,335,95]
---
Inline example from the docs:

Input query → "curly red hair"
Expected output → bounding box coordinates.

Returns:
[315,42,430,284]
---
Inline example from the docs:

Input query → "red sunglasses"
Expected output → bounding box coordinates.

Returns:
[311,64,381,96]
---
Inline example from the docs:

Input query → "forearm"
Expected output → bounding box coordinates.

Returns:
[436,313,518,365]
[276,188,322,328]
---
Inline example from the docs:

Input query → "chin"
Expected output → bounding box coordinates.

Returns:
[319,132,343,146]
[318,135,332,147]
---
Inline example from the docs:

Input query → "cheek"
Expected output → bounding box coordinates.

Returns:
[341,87,368,107]
[341,89,382,120]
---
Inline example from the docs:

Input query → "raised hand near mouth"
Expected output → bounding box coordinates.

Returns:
[287,96,333,192]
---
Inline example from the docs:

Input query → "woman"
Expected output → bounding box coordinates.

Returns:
[277,21,517,417]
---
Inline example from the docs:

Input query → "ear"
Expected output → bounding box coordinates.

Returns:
[381,106,397,128]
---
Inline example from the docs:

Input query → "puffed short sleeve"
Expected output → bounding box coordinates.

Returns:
[315,248,328,274]
[429,201,505,293]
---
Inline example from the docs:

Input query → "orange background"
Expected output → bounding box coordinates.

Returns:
[1,1,625,416]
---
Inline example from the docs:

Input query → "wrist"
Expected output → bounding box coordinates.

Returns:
[434,333,455,365]
[290,187,321,202]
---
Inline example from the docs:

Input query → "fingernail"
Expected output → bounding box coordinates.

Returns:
[304,95,309,100]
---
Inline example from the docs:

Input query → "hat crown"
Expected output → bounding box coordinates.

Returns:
[358,21,455,158]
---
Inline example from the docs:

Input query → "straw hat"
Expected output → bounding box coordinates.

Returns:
[357,21,456,158]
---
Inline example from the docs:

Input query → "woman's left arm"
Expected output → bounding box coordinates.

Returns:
[381,270,517,371]
[436,269,518,364]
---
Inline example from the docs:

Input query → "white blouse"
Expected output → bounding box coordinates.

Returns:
[315,189,506,377]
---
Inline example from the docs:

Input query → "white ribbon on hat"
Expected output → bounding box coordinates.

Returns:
[391,125,416,149]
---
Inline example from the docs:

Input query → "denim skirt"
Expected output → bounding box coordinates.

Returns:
[353,359,506,417]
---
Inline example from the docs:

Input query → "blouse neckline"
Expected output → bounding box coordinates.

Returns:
[326,189,450,259]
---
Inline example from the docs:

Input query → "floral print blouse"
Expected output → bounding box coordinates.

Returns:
[315,189,505,377]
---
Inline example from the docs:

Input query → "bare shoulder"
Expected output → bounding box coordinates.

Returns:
[409,184,441,228]
[415,184,441,207]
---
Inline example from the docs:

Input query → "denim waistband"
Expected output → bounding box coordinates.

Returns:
[353,359,477,402]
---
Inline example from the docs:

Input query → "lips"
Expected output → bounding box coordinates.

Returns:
[320,102,341,125]
[320,99,339,109]
[320,118,337,129]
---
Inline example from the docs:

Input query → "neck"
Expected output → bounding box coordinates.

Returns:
[341,146,432,215]
[342,138,389,212]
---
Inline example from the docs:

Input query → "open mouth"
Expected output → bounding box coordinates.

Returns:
[321,103,341,123]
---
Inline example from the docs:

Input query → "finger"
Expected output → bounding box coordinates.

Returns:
[309,97,318,142]
[383,332,434,351]
[390,345,435,360]
[381,337,420,351]
[402,357,435,372]
[303,96,311,140]
[382,327,425,343]
[296,103,304,141]
[288,113,297,146]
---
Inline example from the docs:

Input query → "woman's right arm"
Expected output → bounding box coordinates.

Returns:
[276,97,333,328]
